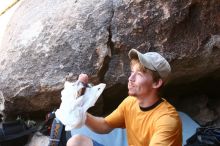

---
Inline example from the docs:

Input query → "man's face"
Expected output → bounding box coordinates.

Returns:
[128,63,155,98]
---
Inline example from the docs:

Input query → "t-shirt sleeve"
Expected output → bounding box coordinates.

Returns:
[104,98,128,128]
[149,115,182,146]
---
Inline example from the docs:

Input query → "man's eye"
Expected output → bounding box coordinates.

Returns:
[137,72,143,76]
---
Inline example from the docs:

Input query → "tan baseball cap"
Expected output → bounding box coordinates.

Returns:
[128,49,171,82]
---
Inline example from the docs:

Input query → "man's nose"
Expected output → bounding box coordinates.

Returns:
[129,73,135,82]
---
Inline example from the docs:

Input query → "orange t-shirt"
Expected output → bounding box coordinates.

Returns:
[105,96,182,146]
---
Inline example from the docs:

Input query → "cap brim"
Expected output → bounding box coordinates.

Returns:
[128,49,141,59]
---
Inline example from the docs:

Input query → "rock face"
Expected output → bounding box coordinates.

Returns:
[0,0,113,117]
[0,0,220,121]
[107,0,220,85]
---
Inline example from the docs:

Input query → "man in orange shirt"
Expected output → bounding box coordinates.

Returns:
[67,49,182,146]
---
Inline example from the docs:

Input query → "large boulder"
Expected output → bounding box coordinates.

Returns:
[0,0,113,117]
[0,0,220,118]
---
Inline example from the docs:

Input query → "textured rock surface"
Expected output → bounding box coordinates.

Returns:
[0,0,113,117]
[0,0,220,121]
[106,0,220,85]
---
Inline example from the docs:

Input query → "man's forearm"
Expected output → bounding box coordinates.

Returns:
[85,113,113,134]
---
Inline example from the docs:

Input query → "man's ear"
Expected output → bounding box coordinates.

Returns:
[152,79,163,89]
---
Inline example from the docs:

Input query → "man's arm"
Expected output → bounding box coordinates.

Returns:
[85,113,113,134]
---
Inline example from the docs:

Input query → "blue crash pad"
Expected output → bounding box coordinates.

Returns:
[178,112,200,145]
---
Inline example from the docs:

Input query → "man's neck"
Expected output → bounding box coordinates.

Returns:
[137,93,160,108]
